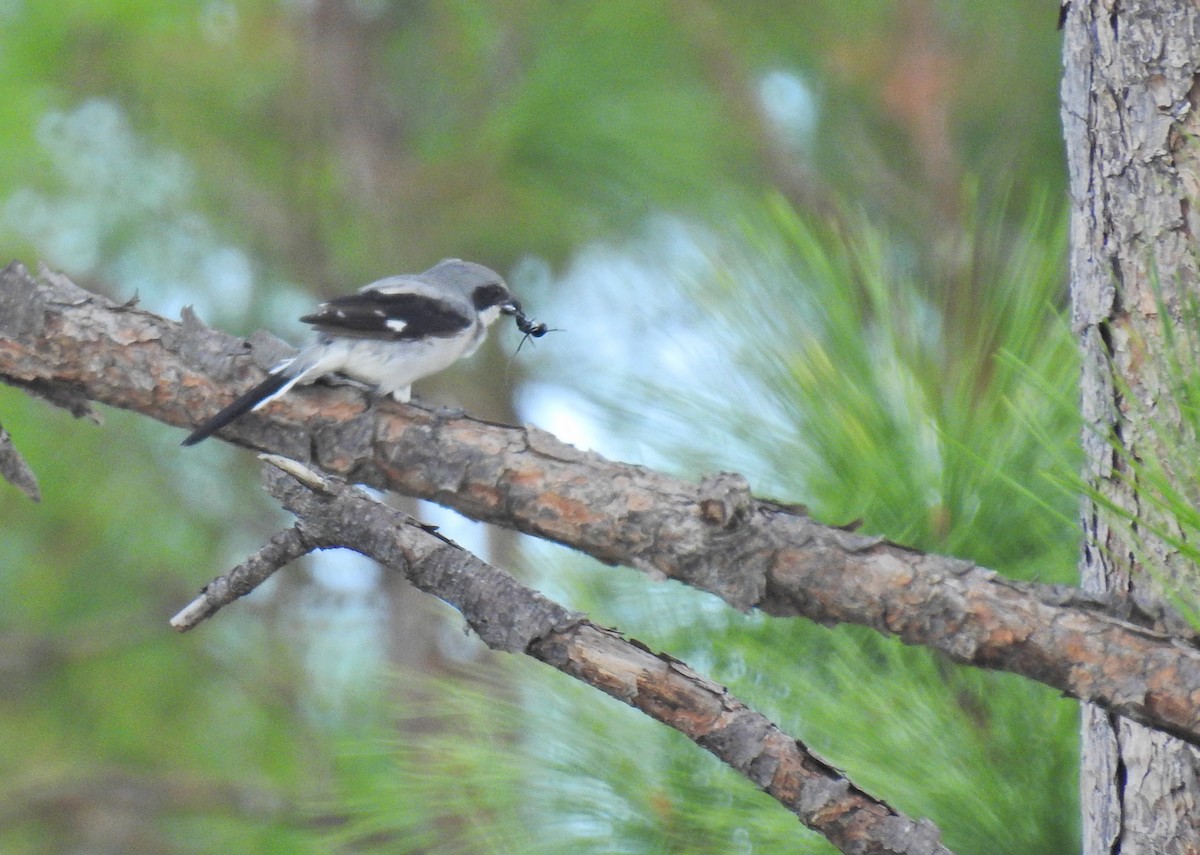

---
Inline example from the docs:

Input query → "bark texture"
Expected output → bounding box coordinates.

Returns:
[5,261,1200,750]
[261,461,951,855]
[1062,2,1200,851]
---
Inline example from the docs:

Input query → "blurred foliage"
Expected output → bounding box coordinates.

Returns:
[0,0,1065,280]
[323,658,827,854]
[0,1,1078,853]
[529,198,1080,853]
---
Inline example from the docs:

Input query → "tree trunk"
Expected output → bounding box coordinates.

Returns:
[1062,3,1200,851]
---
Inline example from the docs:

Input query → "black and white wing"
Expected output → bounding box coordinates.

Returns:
[299,279,476,340]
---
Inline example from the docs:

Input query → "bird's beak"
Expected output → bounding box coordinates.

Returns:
[501,300,522,316]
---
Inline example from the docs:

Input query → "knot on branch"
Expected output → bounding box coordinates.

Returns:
[698,471,753,529]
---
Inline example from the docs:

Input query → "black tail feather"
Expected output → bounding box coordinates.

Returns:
[181,372,290,446]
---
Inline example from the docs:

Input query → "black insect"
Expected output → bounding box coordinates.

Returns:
[509,307,553,354]
[514,312,548,338]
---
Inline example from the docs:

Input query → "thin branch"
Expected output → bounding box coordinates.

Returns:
[170,524,315,631]
[4,262,1200,747]
[251,458,951,855]
[0,421,40,501]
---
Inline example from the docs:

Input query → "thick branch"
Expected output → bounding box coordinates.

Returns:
[257,459,950,855]
[4,261,1200,746]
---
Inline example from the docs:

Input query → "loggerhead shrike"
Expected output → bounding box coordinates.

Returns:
[181,259,544,446]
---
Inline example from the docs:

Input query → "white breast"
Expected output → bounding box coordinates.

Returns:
[314,323,485,401]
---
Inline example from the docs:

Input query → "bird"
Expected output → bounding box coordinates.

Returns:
[181,259,539,446]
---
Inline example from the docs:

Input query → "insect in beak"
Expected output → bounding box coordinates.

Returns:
[503,302,549,339]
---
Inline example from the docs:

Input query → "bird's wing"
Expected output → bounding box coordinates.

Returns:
[299,288,473,340]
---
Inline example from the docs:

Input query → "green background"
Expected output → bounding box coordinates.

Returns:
[0,3,1079,853]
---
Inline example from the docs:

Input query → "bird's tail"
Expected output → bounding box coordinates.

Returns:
[180,371,291,446]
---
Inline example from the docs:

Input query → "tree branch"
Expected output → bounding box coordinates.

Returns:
[170,523,315,630]
[245,456,950,855]
[4,260,1200,748]
[0,419,40,501]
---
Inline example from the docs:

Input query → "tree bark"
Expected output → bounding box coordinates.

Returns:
[253,459,952,855]
[1062,2,1200,851]
[7,261,1200,750]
